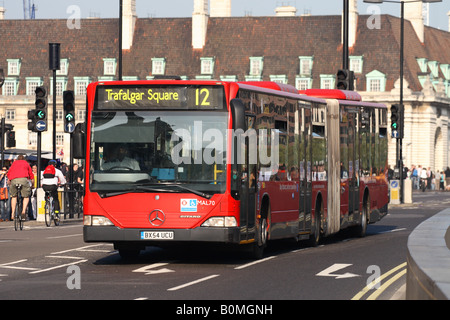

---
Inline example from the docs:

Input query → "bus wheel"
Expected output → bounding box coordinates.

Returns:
[307,200,322,247]
[353,195,369,238]
[251,207,269,260]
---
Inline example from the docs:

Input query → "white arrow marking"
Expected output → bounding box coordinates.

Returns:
[316,263,360,279]
[132,263,175,275]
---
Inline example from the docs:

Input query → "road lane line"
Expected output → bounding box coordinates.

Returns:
[366,269,407,300]
[0,259,40,271]
[46,234,83,239]
[29,259,87,274]
[234,256,276,270]
[351,262,407,300]
[52,244,111,255]
[167,274,220,291]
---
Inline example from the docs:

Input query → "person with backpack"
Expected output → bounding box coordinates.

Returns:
[41,160,66,217]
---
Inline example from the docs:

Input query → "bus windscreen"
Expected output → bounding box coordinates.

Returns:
[95,85,225,110]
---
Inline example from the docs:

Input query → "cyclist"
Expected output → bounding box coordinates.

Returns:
[7,155,34,221]
[41,160,66,218]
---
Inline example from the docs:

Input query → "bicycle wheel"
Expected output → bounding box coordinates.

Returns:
[45,199,52,227]
[14,209,19,231]
[15,199,23,231]
[54,204,60,226]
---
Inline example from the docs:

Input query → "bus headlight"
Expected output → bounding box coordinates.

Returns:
[84,215,114,226]
[201,216,237,227]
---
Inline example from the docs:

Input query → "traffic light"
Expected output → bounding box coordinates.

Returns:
[390,104,404,139]
[6,130,15,148]
[336,69,354,91]
[28,86,48,132]
[63,90,75,133]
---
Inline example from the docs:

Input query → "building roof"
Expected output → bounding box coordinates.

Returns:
[1,14,449,94]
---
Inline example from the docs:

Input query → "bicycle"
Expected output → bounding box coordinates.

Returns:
[13,184,24,231]
[44,190,60,227]
[420,178,427,192]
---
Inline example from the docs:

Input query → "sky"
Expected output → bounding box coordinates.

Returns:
[0,0,449,31]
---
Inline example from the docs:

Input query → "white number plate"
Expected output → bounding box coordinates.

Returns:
[140,231,174,240]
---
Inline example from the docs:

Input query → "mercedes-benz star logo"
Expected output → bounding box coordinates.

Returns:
[149,210,165,226]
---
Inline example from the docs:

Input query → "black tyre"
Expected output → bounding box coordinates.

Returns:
[45,201,52,227]
[250,206,270,260]
[307,199,322,247]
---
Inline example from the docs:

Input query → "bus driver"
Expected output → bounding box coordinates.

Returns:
[102,144,140,171]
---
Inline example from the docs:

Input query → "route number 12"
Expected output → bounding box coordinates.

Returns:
[195,88,211,106]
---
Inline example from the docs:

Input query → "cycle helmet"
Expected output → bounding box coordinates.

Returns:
[48,159,57,165]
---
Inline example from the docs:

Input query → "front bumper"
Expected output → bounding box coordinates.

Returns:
[83,225,241,244]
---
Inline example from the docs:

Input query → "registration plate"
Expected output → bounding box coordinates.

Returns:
[140,231,174,240]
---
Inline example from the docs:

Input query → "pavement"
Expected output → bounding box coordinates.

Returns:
[0,216,83,227]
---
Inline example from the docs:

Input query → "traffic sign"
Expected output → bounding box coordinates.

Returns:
[35,120,47,132]
[65,122,75,133]
[391,130,399,139]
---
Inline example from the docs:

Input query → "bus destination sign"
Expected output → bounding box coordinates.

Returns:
[95,85,225,110]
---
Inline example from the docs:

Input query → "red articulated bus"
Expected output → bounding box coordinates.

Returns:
[80,79,388,259]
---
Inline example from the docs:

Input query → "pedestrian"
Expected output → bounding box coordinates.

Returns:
[0,166,9,221]
[410,165,418,190]
[440,171,445,191]
[445,167,450,188]
[30,164,38,219]
[7,155,34,221]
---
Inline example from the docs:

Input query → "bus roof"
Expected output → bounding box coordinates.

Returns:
[238,81,299,94]
[299,89,361,101]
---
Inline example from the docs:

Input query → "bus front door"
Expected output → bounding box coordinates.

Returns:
[239,115,257,242]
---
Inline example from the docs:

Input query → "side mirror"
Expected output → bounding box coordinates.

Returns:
[73,123,86,159]
[230,99,245,131]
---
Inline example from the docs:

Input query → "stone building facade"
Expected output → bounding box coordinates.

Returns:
[0,0,449,172]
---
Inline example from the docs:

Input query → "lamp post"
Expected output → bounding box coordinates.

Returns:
[363,0,442,203]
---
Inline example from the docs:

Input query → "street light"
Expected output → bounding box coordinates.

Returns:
[363,0,442,203]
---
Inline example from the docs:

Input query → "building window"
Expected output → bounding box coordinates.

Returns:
[6,109,15,121]
[350,56,363,74]
[56,132,64,146]
[50,77,68,96]
[74,77,90,96]
[428,61,439,78]
[200,57,215,75]
[416,58,428,73]
[28,132,37,147]
[152,58,166,75]
[56,59,69,76]
[320,75,335,89]
[299,56,313,75]
[56,109,63,121]
[2,79,18,96]
[295,77,312,90]
[26,78,42,96]
[249,57,263,76]
[270,75,287,84]
[7,59,21,76]
[103,58,116,76]
[366,70,386,92]
[220,75,237,82]
[440,64,450,80]
[77,109,86,122]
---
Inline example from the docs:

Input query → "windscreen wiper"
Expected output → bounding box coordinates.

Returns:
[99,184,211,199]
[154,183,212,199]
[99,186,174,198]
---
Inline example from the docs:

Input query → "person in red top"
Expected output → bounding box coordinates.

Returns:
[7,155,34,221]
